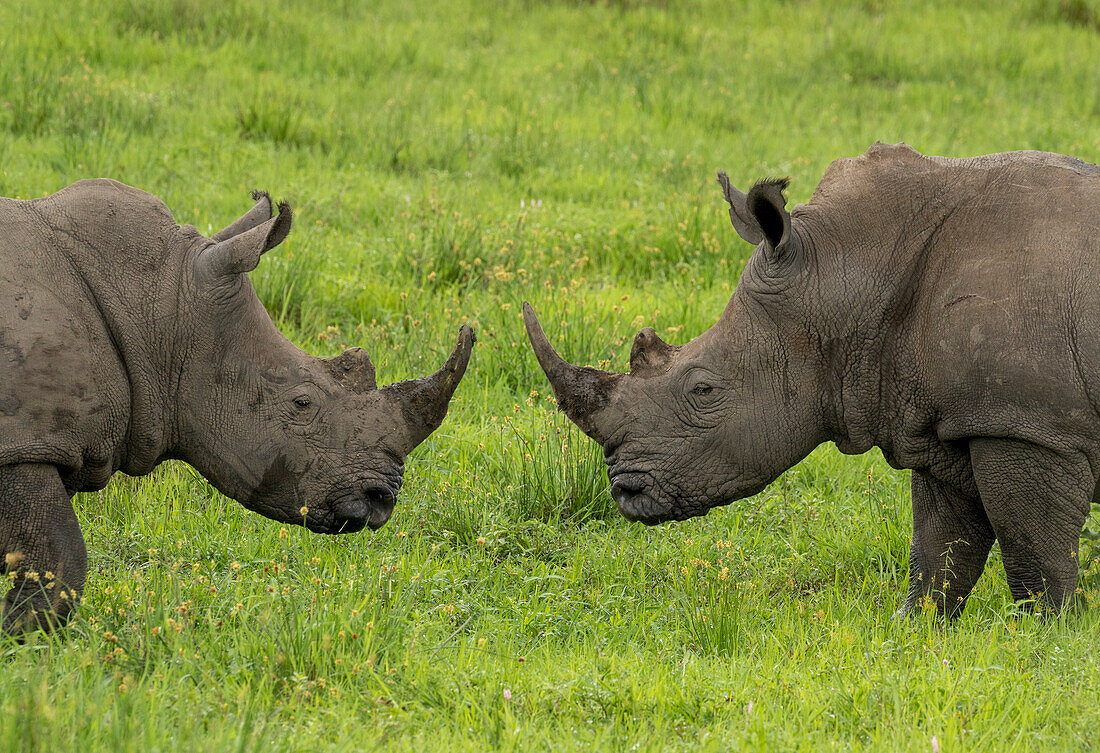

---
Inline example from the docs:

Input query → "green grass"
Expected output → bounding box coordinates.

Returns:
[3,0,1100,750]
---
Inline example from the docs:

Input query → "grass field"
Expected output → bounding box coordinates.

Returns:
[3,0,1100,750]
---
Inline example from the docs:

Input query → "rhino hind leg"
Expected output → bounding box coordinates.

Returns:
[900,471,995,620]
[0,464,87,634]
[970,438,1091,614]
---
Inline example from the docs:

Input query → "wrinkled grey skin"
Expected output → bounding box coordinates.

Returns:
[526,142,1100,617]
[0,179,474,632]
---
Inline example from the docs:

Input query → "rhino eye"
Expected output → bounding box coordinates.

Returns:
[691,383,713,396]
[293,396,312,409]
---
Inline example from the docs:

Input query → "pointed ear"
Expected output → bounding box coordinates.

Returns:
[745,178,791,260]
[210,190,273,242]
[716,172,764,245]
[196,200,292,281]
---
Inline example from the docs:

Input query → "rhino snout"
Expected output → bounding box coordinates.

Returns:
[609,472,669,525]
[332,483,397,533]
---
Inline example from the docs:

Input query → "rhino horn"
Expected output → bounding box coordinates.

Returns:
[522,302,622,442]
[211,190,273,242]
[197,200,292,280]
[380,324,476,451]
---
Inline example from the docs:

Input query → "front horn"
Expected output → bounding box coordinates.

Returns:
[380,324,476,451]
[522,302,621,442]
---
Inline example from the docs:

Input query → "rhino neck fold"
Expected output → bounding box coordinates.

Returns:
[798,197,953,460]
[722,286,834,465]
[85,288,174,478]
[819,334,882,457]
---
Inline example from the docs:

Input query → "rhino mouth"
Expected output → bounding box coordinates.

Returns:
[608,471,677,525]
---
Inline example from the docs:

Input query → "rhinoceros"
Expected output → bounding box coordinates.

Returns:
[0,179,474,631]
[525,142,1100,617]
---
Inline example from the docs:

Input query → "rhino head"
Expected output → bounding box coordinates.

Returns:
[524,175,828,524]
[174,192,475,533]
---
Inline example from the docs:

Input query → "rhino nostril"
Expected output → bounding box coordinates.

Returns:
[610,476,645,506]
[603,441,622,465]
[362,483,397,509]
[609,475,668,524]
[360,483,397,530]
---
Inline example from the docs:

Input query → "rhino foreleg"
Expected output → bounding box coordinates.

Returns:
[970,438,1091,614]
[0,464,87,634]
[900,471,995,619]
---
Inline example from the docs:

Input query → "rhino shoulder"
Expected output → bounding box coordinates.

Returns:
[811,142,928,204]
[52,177,162,202]
[33,179,177,237]
[811,142,1099,206]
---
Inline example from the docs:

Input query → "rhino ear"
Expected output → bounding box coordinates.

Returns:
[196,200,292,281]
[744,178,792,263]
[210,190,273,242]
[716,172,764,245]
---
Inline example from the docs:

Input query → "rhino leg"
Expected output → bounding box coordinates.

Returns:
[900,471,995,619]
[0,464,87,634]
[970,438,1091,614]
